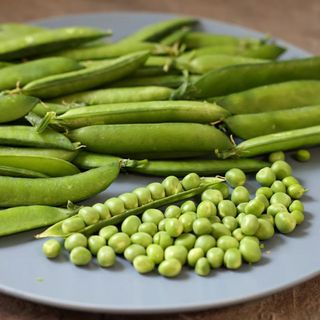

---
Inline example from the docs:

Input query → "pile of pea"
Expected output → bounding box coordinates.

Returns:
[42,153,306,277]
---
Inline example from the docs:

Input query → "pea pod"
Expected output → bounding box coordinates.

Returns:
[160,26,191,46]
[133,66,179,77]
[32,102,73,117]
[0,62,12,69]
[22,51,149,98]
[67,123,233,156]
[0,23,45,36]
[0,165,48,178]
[124,151,210,160]
[225,105,320,139]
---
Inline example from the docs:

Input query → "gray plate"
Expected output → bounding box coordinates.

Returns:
[0,12,319,314]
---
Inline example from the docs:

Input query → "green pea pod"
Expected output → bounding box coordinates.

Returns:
[160,26,191,46]
[133,67,179,77]
[225,105,320,139]
[32,102,73,117]
[0,165,48,178]
[22,51,149,98]
[0,23,45,35]
[0,164,120,207]
[0,27,110,61]
[0,204,79,237]
[0,94,39,123]
[67,123,233,156]
[123,151,210,160]
[0,62,12,69]
[36,177,223,238]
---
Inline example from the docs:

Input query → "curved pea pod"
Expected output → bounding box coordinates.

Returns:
[225,105,320,139]
[0,26,110,61]
[0,94,39,123]
[0,164,120,207]
[67,123,233,156]
[0,204,79,237]
[160,26,191,46]
[0,165,48,178]
[22,51,149,98]
[220,125,320,158]
[32,102,73,117]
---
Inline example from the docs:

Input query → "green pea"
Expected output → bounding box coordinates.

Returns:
[164,205,181,218]
[217,235,239,251]
[108,232,131,253]
[275,212,296,234]
[174,233,196,250]
[271,160,292,179]
[179,212,197,232]
[182,172,201,190]
[291,210,304,224]
[88,235,106,255]
[237,202,248,213]
[236,212,246,225]
[92,203,110,220]
[268,151,285,163]
[158,258,182,277]
[97,246,116,268]
[206,247,224,269]
[118,192,139,209]
[271,180,286,194]
[282,176,300,187]
[147,182,165,200]
[146,244,164,264]
[218,200,237,218]
[270,192,291,207]
[267,203,288,216]
[133,187,152,206]
[124,244,146,262]
[294,149,311,162]
[232,228,245,241]
[255,194,269,210]
[289,200,304,213]
[239,238,261,263]
[211,183,229,199]
[121,215,141,236]
[180,200,196,213]
[210,215,221,224]
[138,222,158,236]
[193,217,212,235]
[255,219,274,240]
[164,245,188,265]
[62,216,85,234]
[225,168,246,187]
[153,231,173,249]
[195,257,211,276]
[104,197,125,216]
[133,255,155,274]
[222,216,238,232]
[231,186,250,205]
[224,248,242,269]
[162,175,183,196]
[256,167,276,186]
[256,187,273,199]
[42,239,61,258]
[99,225,118,240]
[287,184,305,199]
[245,199,265,217]
[70,247,92,266]
[241,214,259,236]
[259,214,274,226]
[131,232,153,248]
[201,189,223,205]
[211,222,231,238]
[158,218,168,231]
[194,235,216,253]
[165,218,184,237]
[64,233,87,251]
[142,208,164,225]
[187,248,204,267]
[241,236,260,245]
[197,200,217,219]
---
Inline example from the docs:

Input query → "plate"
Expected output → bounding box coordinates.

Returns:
[0,12,319,314]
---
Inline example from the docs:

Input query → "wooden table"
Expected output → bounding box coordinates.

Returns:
[0,0,319,319]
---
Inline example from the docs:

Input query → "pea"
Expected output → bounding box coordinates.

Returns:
[282,176,300,187]
[70,247,92,266]
[212,183,229,199]
[271,160,292,179]
[239,238,261,263]
[222,216,238,232]
[245,199,264,217]
[42,239,61,258]
[124,244,146,262]
[218,200,237,218]
[231,186,250,205]
[64,233,87,251]
[242,236,260,245]
[158,258,182,277]
[225,168,246,187]
[180,200,196,213]
[210,215,221,224]
[138,222,158,236]
[118,192,139,209]
[236,212,246,225]
[133,187,152,205]
[275,212,296,234]
[232,228,245,241]
[237,202,248,214]
[197,200,216,219]
[294,149,311,162]
[164,245,188,265]
[92,203,110,220]
[175,233,196,250]
[291,210,305,224]
[194,235,216,253]
[158,218,168,231]
[268,151,285,163]
[142,208,164,225]
[153,231,173,249]
[146,244,164,264]
[255,219,274,240]
[289,200,304,212]
[61,216,85,234]
[108,232,131,253]
[211,223,231,238]
[187,248,204,267]
[121,215,141,236]
[271,180,286,193]
[162,175,183,196]
[217,235,239,251]
[99,225,118,240]
[147,182,165,200]
[195,257,211,276]
[88,235,106,255]
[179,212,197,232]
[164,205,181,218]
[182,172,201,190]
[201,189,223,205]
[193,217,212,235]
[287,184,305,199]
[104,197,125,216]
[133,255,155,274]
[256,187,273,199]
[259,214,274,226]
[97,246,116,267]
[267,203,288,216]
[224,248,242,269]
[255,194,269,210]
[270,192,291,207]
[240,214,259,236]
[256,167,276,186]
[131,232,153,248]
[207,247,224,269]
[165,218,184,237]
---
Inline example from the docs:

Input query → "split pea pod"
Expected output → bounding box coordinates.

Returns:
[0,165,48,178]
[22,51,149,98]
[225,105,320,139]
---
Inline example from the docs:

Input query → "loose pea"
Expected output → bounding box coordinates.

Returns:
[256,187,273,199]
[133,187,152,206]
[158,218,168,231]
[294,149,311,162]
[225,168,246,187]
[195,257,211,276]
[99,225,118,240]
[61,216,85,234]
[197,200,217,219]
[231,186,250,205]
[255,219,274,240]
[138,222,158,236]
[259,214,274,225]
[237,202,248,214]
[210,215,221,223]
[42,239,61,258]
[92,203,110,220]
[232,228,245,241]
[211,222,231,238]
[179,212,197,232]
[164,205,181,218]
[271,180,286,193]
[108,232,131,253]
[64,233,87,251]
[224,248,242,269]
[187,248,204,267]
[133,255,155,274]
[255,194,269,210]
[162,176,183,196]
[121,215,141,236]
[268,151,285,163]
[222,216,238,231]
[289,200,304,212]
[267,203,288,216]
[245,199,264,217]
[180,200,196,213]
[118,192,139,209]
[236,212,246,225]
[218,200,237,218]
[271,160,292,179]
[147,182,165,200]
[164,245,188,265]
[158,258,182,277]
[182,172,201,190]
[194,235,216,253]
[201,189,223,205]
[142,208,164,225]
[287,184,305,199]
[207,247,224,269]
[124,244,146,262]
[282,176,300,187]
[217,235,239,251]
[79,206,100,225]
[131,232,153,248]
[275,212,296,234]
[270,192,291,207]
[239,238,261,263]
[165,218,184,237]
[70,247,92,266]
[97,246,116,267]
[212,183,229,199]
[153,231,173,249]
[193,217,212,235]
[88,235,106,255]
[104,197,125,216]
[256,167,276,186]
[241,214,259,236]
[175,233,196,250]
[241,236,260,245]
[146,244,164,264]
[291,210,305,224]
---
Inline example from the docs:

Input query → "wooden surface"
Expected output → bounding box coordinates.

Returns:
[0,0,319,319]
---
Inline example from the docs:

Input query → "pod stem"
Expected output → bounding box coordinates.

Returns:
[120,159,148,169]
[36,111,56,133]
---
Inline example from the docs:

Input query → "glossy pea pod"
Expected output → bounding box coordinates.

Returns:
[22,51,149,98]
[32,102,73,117]
[0,165,48,178]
